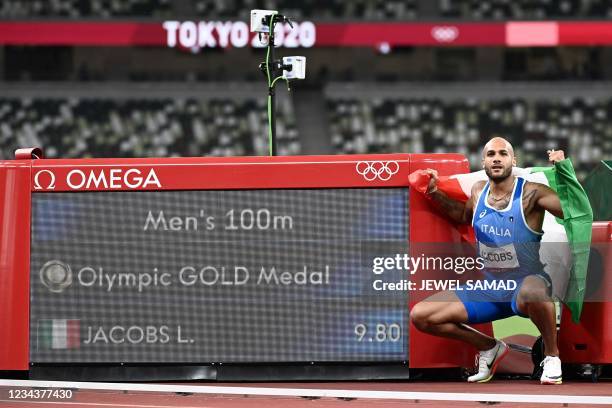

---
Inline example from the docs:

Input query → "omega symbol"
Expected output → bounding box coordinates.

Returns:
[34,170,56,190]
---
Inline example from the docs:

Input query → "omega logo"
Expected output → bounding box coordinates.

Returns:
[33,170,56,190]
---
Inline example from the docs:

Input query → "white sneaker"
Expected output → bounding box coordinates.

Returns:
[540,356,562,385]
[467,340,509,383]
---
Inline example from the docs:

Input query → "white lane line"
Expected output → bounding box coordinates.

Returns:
[1,379,611,405]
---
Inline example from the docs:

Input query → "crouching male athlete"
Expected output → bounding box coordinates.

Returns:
[411,137,565,384]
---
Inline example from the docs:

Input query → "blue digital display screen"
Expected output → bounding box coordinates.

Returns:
[30,188,409,363]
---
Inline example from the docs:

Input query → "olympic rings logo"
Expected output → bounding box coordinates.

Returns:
[431,26,459,43]
[355,161,400,181]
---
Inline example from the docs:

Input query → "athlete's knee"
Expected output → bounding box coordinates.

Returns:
[410,303,436,332]
[518,285,550,306]
[410,302,455,332]
[516,291,554,315]
[410,304,428,331]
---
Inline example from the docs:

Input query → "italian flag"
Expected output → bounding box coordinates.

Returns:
[408,159,593,323]
[38,319,80,349]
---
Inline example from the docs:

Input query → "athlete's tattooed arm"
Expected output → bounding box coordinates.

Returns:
[521,187,538,213]
[534,183,564,219]
[424,169,483,224]
[523,181,564,220]
[428,189,470,224]
[538,149,565,219]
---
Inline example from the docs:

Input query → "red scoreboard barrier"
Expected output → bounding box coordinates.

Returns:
[0,151,489,380]
[559,221,612,367]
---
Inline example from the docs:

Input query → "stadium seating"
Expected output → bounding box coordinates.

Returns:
[2,0,608,20]
[327,96,612,180]
[0,0,417,20]
[1,92,608,180]
[438,0,608,20]
[0,97,300,159]
[0,0,173,18]
[194,0,418,20]
[0,0,418,19]
[1,80,609,183]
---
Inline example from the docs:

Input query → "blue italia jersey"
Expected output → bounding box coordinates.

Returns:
[472,176,544,278]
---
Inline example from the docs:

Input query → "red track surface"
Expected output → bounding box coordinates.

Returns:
[1,380,611,408]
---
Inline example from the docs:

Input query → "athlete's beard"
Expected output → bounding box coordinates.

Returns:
[484,165,513,182]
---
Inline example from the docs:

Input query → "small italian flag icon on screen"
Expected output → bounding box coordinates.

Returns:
[38,319,80,349]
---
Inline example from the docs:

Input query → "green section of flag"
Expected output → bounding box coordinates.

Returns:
[38,320,53,350]
[531,159,593,323]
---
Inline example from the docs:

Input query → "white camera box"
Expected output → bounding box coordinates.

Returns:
[282,56,306,80]
[250,9,278,33]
